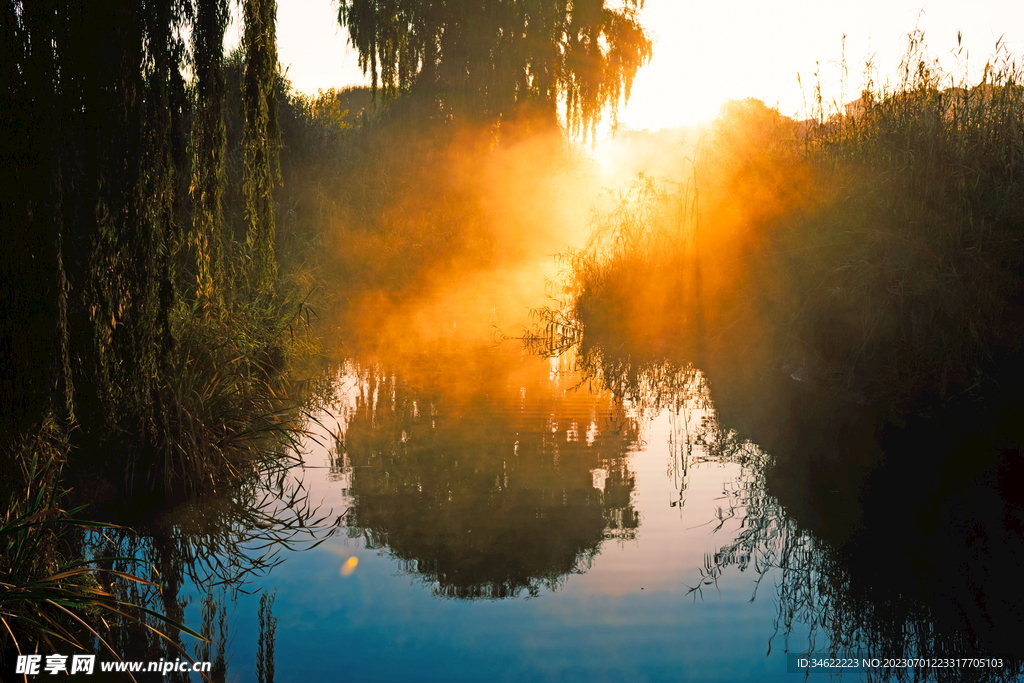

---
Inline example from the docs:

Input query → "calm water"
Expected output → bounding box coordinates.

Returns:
[118,265,1024,683]
[205,343,815,683]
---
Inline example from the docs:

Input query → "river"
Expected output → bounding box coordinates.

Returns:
[96,258,1024,682]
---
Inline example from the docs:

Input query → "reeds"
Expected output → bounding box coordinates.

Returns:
[0,425,202,661]
[132,296,321,499]
[780,30,1024,404]
[561,32,1024,414]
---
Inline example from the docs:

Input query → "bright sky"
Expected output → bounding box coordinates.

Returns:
[225,0,365,93]
[620,0,1024,129]
[235,0,1024,130]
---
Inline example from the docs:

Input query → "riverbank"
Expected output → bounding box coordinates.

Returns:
[560,35,1024,421]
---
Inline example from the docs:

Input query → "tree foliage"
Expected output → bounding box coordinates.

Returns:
[337,0,652,137]
[1,0,280,448]
[243,0,281,299]
[190,0,231,313]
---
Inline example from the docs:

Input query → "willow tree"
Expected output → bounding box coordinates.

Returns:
[242,0,280,298]
[1,0,280,449]
[337,0,652,138]
[1,0,187,439]
[190,0,231,313]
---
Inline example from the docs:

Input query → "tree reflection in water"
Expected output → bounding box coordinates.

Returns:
[700,434,1023,681]
[330,348,642,599]
[530,311,1024,679]
[78,464,339,682]
[712,387,1024,682]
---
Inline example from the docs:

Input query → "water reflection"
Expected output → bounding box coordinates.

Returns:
[71,465,337,682]
[704,429,1024,680]
[56,285,1024,681]
[327,346,641,599]
[560,319,1024,677]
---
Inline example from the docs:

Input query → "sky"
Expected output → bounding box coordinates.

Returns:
[232,0,1024,131]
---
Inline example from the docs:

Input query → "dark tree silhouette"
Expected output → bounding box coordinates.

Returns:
[1,0,280,446]
[337,0,652,137]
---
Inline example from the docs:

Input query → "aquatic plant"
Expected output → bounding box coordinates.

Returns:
[771,30,1024,406]
[255,590,276,683]
[126,297,319,499]
[0,431,202,666]
[557,31,1024,415]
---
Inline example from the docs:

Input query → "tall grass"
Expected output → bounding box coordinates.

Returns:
[140,298,318,499]
[782,31,1024,405]
[559,173,705,357]
[0,424,203,664]
[561,32,1024,414]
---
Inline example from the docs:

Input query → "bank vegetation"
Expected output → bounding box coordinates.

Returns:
[562,31,1024,419]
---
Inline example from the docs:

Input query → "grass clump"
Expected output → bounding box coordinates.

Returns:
[0,422,202,665]
[562,31,1024,416]
[134,298,318,500]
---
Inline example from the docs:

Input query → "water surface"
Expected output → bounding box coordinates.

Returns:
[221,343,809,682]
[151,264,1024,683]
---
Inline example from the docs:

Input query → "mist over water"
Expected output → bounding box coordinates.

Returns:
[252,98,1024,679]
[9,3,1024,680]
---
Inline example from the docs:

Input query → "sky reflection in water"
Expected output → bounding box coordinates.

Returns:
[167,261,1024,683]
[210,342,812,683]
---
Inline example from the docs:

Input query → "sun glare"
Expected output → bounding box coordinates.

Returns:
[264,0,1024,133]
[615,0,1024,131]
[592,136,616,172]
